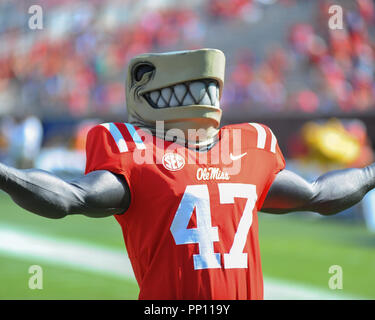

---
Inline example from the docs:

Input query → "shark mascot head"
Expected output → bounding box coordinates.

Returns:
[126,48,226,149]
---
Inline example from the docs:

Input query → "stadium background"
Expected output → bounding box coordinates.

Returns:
[1,0,375,299]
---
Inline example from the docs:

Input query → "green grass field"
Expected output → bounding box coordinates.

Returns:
[0,193,374,299]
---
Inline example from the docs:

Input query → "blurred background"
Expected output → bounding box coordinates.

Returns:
[1,0,375,299]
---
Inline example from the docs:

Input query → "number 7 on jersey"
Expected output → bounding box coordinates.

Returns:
[170,183,258,270]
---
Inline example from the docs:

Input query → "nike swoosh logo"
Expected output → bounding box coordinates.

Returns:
[230,152,247,161]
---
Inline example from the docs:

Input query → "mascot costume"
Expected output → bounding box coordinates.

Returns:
[0,49,374,300]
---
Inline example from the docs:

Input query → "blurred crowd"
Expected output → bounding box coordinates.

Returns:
[0,0,205,117]
[0,0,374,117]
[219,0,375,114]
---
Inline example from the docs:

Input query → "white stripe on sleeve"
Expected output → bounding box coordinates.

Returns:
[269,128,277,154]
[101,123,128,153]
[124,123,146,150]
[249,123,267,150]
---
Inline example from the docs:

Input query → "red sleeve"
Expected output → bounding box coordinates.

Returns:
[274,142,286,174]
[85,125,123,175]
[257,130,286,210]
[85,124,135,218]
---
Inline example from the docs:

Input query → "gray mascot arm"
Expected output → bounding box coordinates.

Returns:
[261,163,375,215]
[0,162,130,219]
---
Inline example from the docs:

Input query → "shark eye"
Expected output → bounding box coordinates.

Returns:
[133,63,155,82]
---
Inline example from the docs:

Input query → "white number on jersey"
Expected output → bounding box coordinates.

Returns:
[170,185,221,270]
[170,183,258,270]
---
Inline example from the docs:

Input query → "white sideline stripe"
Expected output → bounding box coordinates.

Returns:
[249,123,266,149]
[101,123,128,153]
[0,227,362,300]
[0,226,134,279]
[263,277,360,300]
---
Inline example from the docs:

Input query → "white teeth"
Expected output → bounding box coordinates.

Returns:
[158,99,168,108]
[174,84,186,103]
[189,81,206,103]
[161,87,172,102]
[215,86,220,107]
[150,91,160,104]
[146,80,220,108]
[201,92,211,105]
[215,97,220,108]
[207,82,217,105]
[169,93,179,107]
[182,92,195,106]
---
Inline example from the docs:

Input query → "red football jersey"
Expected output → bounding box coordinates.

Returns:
[85,122,285,300]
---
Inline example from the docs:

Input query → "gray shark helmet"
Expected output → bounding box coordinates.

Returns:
[125,48,226,148]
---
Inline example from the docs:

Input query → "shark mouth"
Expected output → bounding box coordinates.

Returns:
[143,79,220,109]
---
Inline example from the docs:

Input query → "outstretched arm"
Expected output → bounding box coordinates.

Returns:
[261,163,375,215]
[0,162,130,219]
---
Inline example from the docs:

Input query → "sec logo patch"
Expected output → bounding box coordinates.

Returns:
[162,153,185,171]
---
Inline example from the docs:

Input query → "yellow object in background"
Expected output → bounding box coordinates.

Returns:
[302,119,361,165]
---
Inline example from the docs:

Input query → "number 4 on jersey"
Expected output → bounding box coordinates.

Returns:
[170,184,257,270]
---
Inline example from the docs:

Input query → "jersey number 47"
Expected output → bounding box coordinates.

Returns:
[170,184,257,270]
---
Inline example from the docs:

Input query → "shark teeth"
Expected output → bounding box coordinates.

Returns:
[143,79,220,109]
